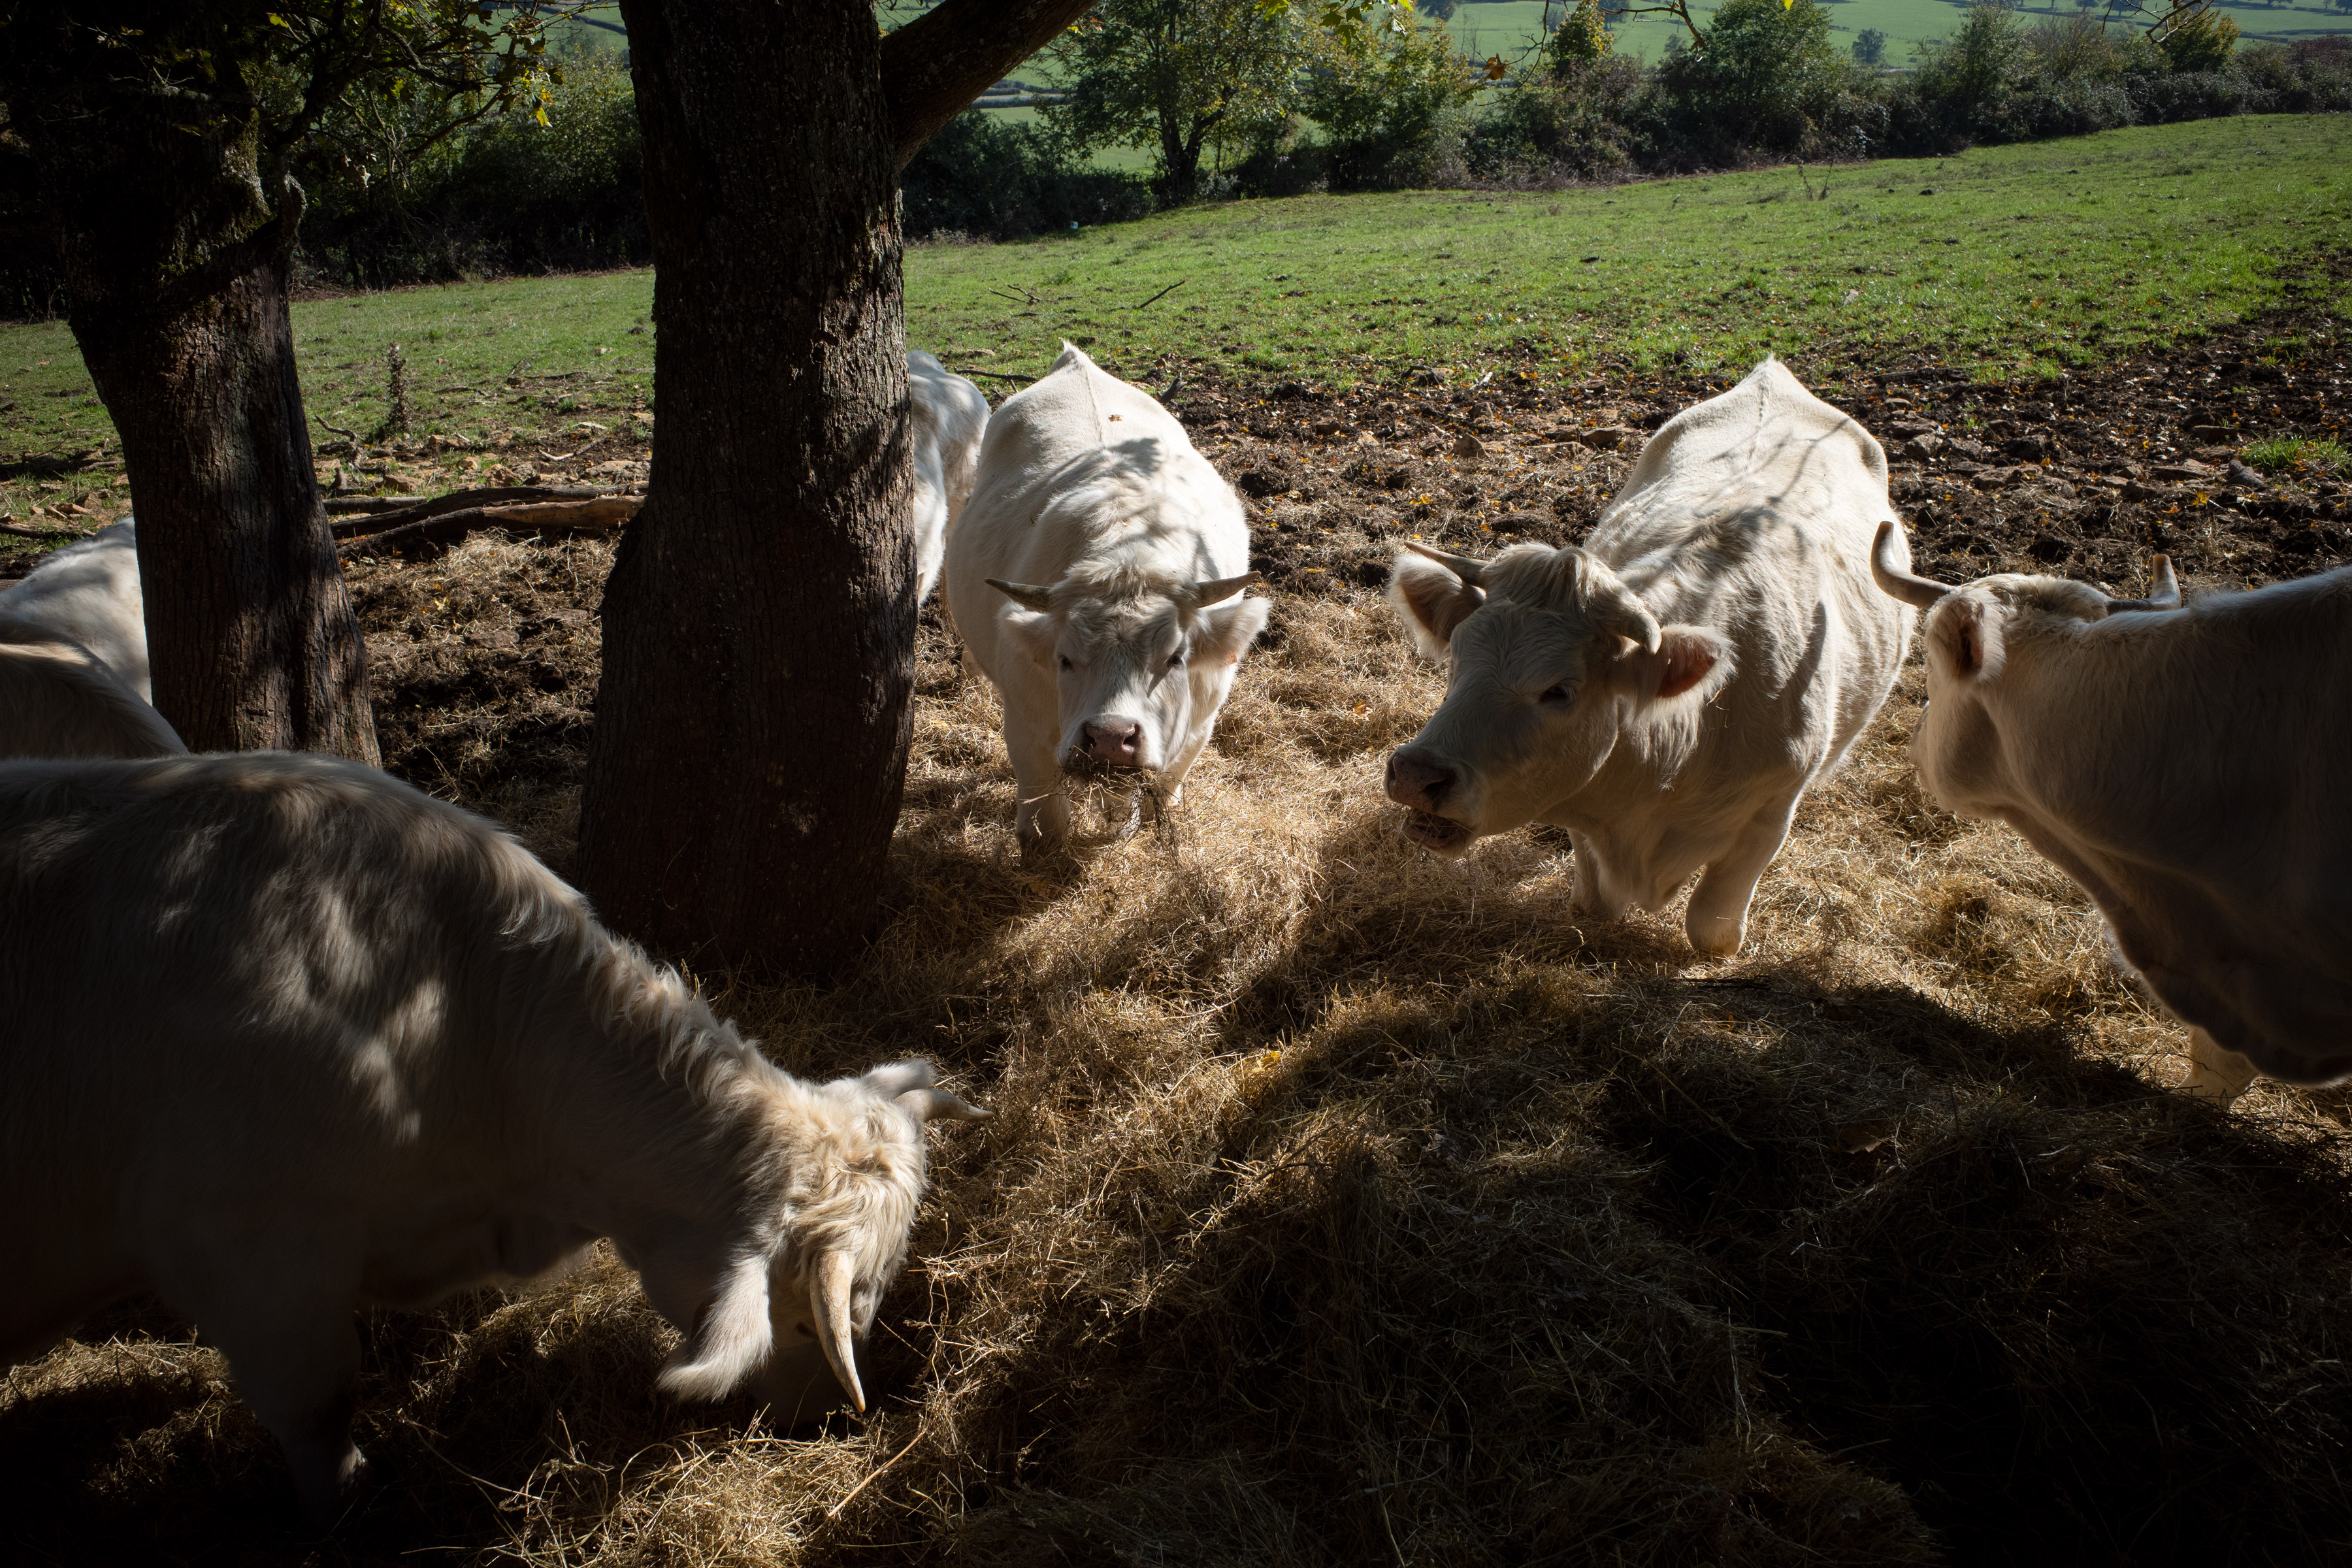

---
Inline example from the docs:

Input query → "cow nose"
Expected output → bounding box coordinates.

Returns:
[1386,751,1454,812]
[1083,719,1143,764]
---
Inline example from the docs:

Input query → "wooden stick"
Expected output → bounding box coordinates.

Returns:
[338,495,640,558]
[327,485,613,539]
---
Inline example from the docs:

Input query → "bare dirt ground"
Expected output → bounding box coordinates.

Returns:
[7,297,2351,1566]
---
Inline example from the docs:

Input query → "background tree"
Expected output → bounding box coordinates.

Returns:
[1300,5,1479,188]
[1655,0,1849,154]
[578,0,1106,973]
[1045,0,1309,201]
[1854,27,1888,65]
[0,1,555,756]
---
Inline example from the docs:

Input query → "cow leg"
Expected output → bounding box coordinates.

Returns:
[161,1239,368,1522]
[2181,1026,2259,1105]
[1567,830,1623,918]
[1004,707,1069,853]
[1685,796,1800,957]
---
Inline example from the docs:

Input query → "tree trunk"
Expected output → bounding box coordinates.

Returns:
[583,0,914,973]
[14,65,376,760]
[1160,110,1203,201]
[76,254,378,760]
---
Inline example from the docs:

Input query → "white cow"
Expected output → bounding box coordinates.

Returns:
[1870,527,2352,1100]
[0,521,182,760]
[1383,357,1914,956]
[907,350,992,605]
[943,343,1268,852]
[0,520,150,700]
[0,753,986,1516]
[0,625,186,760]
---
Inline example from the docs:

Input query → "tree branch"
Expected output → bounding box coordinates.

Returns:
[878,0,1103,170]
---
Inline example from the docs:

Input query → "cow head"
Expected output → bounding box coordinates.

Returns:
[986,564,1269,776]
[1869,521,2178,809]
[1383,542,1733,853]
[654,1059,988,1420]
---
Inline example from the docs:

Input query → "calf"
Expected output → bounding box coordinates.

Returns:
[1384,358,1914,955]
[1870,526,2352,1100]
[943,343,1267,851]
[0,753,985,1516]
[907,350,992,604]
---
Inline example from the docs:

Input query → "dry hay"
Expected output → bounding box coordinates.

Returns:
[7,511,2352,1567]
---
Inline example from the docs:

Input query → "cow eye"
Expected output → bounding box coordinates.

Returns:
[1539,683,1572,705]
[1168,648,1186,669]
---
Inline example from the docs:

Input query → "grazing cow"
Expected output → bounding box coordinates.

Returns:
[0,753,987,1517]
[1870,527,2352,1100]
[907,350,992,605]
[943,342,1267,852]
[0,520,150,700]
[1383,357,1914,956]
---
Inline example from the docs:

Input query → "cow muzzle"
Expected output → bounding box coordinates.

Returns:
[1386,749,1474,853]
[1065,717,1148,774]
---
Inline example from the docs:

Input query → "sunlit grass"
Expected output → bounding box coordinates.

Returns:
[1,113,2345,494]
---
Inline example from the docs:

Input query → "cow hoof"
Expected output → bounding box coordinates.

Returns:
[1687,918,1745,957]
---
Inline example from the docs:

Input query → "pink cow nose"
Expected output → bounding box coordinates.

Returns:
[1082,719,1143,765]
[1385,751,1454,812]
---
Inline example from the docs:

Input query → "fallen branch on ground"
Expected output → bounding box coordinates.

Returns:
[338,494,640,559]
[327,485,613,538]
[325,495,429,516]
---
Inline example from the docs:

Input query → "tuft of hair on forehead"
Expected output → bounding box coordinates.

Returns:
[755,1073,936,1314]
[1046,560,1196,642]
[1478,545,1635,621]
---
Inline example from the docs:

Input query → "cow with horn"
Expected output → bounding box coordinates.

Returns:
[945,342,1268,853]
[1870,520,2352,1100]
[1383,358,1916,956]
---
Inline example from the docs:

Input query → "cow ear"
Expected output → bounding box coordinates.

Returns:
[1605,625,1733,706]
[658,1252,774,1401]
[1928,598,2002,681]
[1197,595,1271,667]
[1388,551,1484,657]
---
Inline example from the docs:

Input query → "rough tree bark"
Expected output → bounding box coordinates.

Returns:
[7,60,378,759]
[582,0,1096,973]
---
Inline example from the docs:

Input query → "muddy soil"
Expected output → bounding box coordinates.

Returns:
[1192,314,2350,607]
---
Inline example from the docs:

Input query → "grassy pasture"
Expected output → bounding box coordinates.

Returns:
[2,115,2345,533]
[1443,0,2352,65]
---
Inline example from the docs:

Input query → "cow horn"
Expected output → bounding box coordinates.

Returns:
[1593,595,1661,655]
[985,578,1055,613]
[811,1250,864,1414]
[1404,540,1488,587]
[1870,521,1950,610]
[1181,572,1260,610]
[898,1086,992,1122]
[2106,555,2180,615]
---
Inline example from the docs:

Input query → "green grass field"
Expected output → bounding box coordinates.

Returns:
[1447,0,2352,66]
[2,114,2345,506]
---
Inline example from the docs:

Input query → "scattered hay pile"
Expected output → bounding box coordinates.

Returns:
[8,487,2352,1563]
